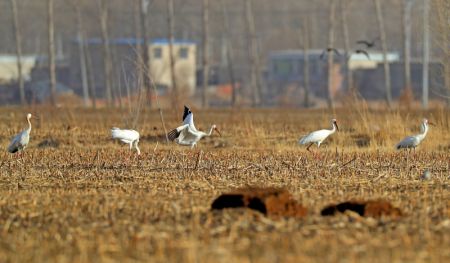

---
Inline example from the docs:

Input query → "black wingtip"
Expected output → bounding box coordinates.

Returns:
[8,148,18,153]
[167,129,181,141]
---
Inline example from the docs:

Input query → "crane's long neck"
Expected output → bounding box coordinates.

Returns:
[330,122,337,134]
[27,117,32,132]
[419,123,428,140]
[207,125,215,136]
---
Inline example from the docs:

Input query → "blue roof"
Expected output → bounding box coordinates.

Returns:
[152,38,195,45]
[74,38,195,45]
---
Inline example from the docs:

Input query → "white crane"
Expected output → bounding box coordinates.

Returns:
[395,118,432,152]
[8,113,35,154]
[299,118,339,152]
[167,106,221,148]
[111,128,141,155]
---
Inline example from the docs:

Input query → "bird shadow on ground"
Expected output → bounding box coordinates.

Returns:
[351,134,371,147]
[141,134,169,143]
[37,137,60,148]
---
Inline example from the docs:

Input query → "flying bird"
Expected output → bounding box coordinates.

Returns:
[8,113,34,154]
[355,49,371,60]
[168,106,221,148]
[320,47,341,60]
[356,38,378,48]
[395,119,433,152]
[299,119,339,152]
[111,128,141,155]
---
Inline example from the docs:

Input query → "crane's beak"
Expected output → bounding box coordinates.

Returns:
[428,122,435,126]
[214,127,222,137]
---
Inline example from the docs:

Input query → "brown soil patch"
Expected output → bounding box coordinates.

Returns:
[211,187,307,219]
[321,200,402,218]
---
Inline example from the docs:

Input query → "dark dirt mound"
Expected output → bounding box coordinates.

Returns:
[321,200,402,218]
[211,187,308,219]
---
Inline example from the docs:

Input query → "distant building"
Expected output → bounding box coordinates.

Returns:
[0,55,37,84]
[266,50,412,105]
[150,39,196,95]
[69,38,196,100]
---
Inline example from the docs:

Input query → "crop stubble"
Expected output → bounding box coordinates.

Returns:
[0,107,449,262]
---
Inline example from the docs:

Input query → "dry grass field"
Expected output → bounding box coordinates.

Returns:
[0,106,449,262]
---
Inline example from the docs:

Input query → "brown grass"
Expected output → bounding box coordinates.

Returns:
[0,107,449,262]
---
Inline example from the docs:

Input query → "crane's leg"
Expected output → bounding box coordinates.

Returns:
[20,151,25,163]
[306,143,314,152]
[306,143,320,159]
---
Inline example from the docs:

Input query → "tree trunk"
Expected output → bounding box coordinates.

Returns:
[220,0,237,107]
[10,0,26,105]
[167,0,178,110]
[402,0,413,92]
[98,0,114,107]
[201,0,209,108]
[133,0,142,111]
[85,43,97,109]
[431,0,450,106]
[244,0,263,106]
[340,0,354,97]
[422,0,430,108]
[74,2,90,107]
[47,0,56,106]
[111,47,122,109]
[374,0,392,107]
[302,17,311,108]
[326,0,336,109]
[140,0,152,107]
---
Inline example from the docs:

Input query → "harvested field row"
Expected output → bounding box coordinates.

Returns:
[0,108,449,262]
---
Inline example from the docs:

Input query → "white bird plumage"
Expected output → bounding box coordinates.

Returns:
[8,113,33,154]
[167,106,221,148]
[395,118,431,151]
[182,105,196,130]
[299,118,339,152]
[111,128,141,155]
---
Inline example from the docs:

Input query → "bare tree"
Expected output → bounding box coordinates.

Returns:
[74,1,90,107]
[340,0,354,97]
[430,0,449,106]
[201,0,209,108]
[374,0,392,107]
[85,42,97,109]
[301,17,311,108]
[47,0,56,106]
[220,0,237,107]
[97,0,114,107]
[167,0,179,109]
[140,0,152,107]
[244,0,263,106]
[133,0,143,110]
[326,0,337,109]
[10,0,26,105]
[422,0,430,108]
[402,0,413,91]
